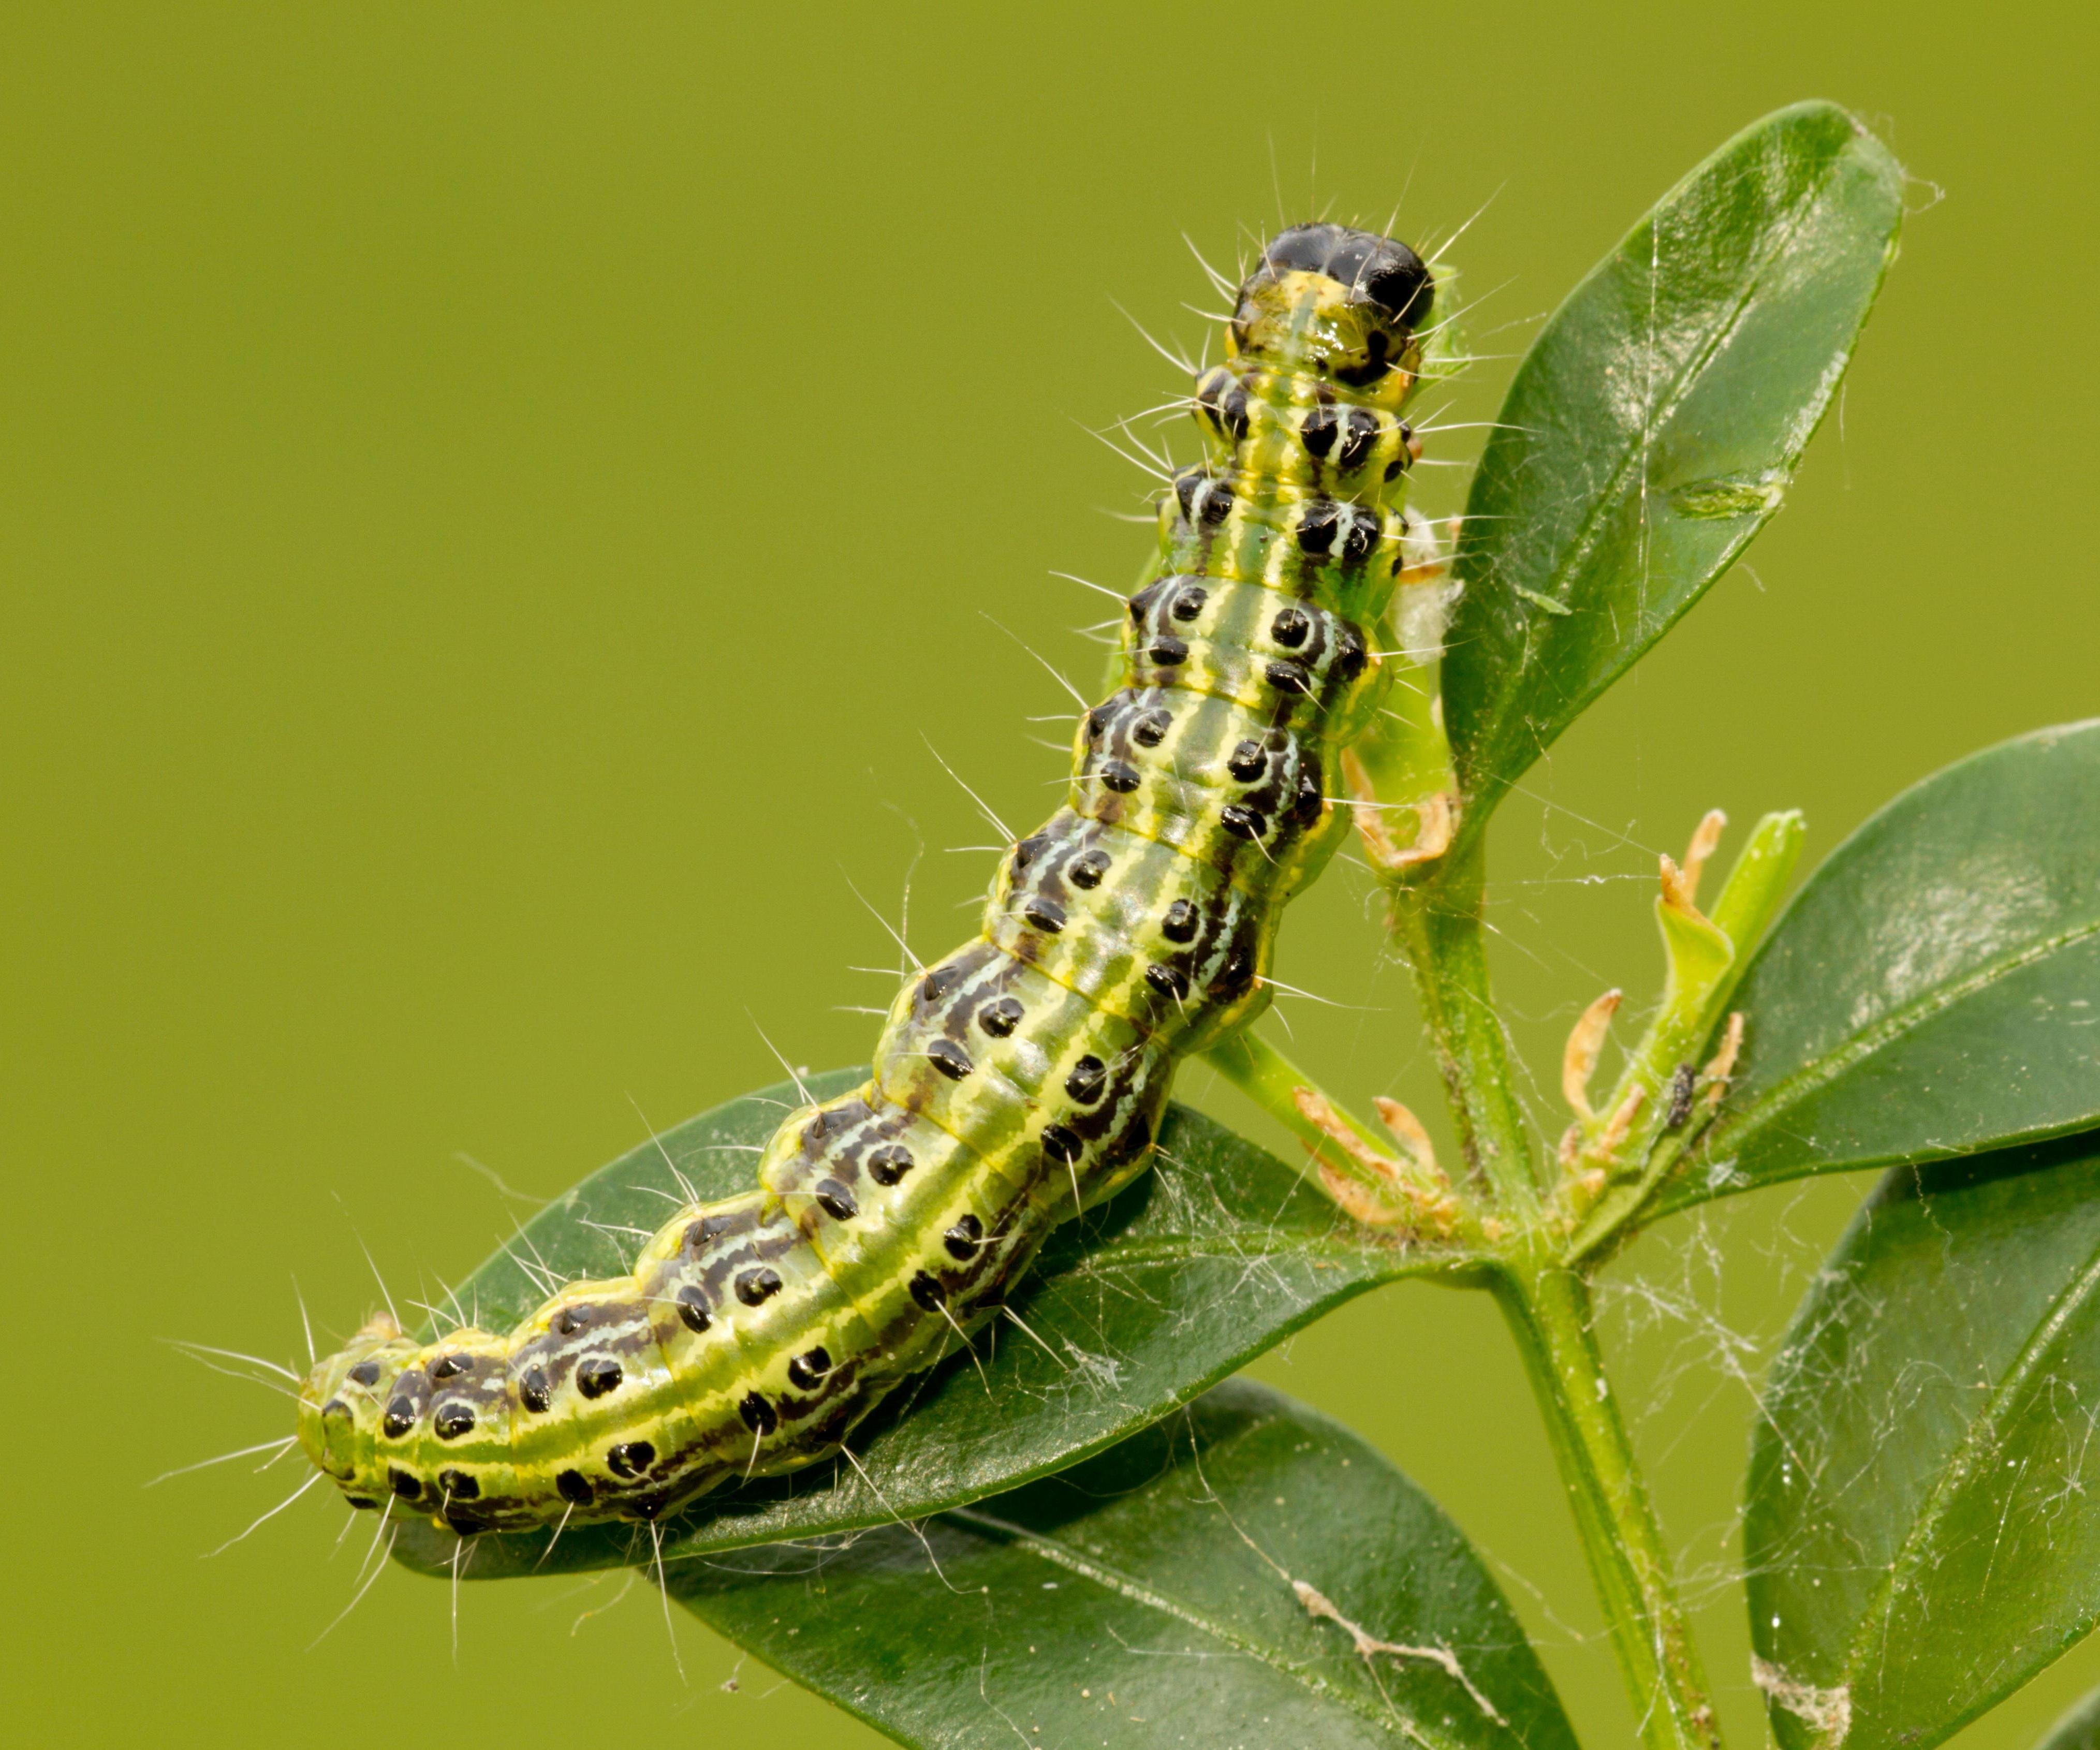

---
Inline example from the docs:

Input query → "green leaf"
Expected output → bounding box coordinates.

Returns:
[1745,1137,2100,1750]
[673,1379,1578,1750]
[392,1071,1447,1579]
[2036,1686,2100,1750]
[1441,101,1903,839]
[1655,719,2100,1217]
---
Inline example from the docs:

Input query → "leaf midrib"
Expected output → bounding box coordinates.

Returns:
[1709,916,2100,1169]
[1826,1226,2100,1714]
[946,1497,1481,1750]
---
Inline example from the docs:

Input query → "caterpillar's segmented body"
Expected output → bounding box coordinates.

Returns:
[297,224,1441,1532]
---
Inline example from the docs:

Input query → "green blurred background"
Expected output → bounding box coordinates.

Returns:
[7,3,2095,1745]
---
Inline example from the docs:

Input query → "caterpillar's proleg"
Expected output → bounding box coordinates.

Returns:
[298,223,1444,1532]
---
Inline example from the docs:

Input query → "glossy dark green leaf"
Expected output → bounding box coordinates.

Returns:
[1745,1138,2100,1750]
[674,1379,1577,1750]
[394,1071,1448,1579]
[1442,102,1902,838]
[1653,719,2100,1218]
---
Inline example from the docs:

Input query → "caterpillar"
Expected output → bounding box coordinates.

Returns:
[296,222,1444,1534]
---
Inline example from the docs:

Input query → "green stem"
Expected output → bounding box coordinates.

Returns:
[1391,847,1539,1211]
[1356,769,1715,1742]
[1493,1256,1721,1750]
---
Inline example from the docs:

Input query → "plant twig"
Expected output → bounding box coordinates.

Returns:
[1387,845,1540,1212]
[1492,1254,1721,1750]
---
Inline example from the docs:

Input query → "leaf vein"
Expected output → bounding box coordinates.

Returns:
[944,1503,1472,1749]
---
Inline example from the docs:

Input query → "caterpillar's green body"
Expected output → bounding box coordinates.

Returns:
[297,224,1441,1532]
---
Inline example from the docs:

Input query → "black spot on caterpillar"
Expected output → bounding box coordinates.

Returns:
[296,222,1438,1530]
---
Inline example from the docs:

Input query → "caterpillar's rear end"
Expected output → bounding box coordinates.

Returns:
[297,223,1445,1533]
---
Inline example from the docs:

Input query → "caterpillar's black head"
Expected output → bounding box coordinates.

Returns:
[1231,223,1435,400]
